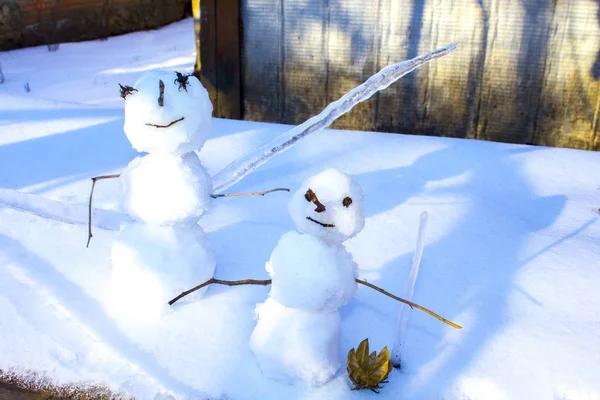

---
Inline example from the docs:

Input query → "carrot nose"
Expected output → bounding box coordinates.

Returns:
[305,189,326,213]
[158,80,165,107]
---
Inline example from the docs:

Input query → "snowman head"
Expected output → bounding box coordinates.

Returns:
[288,169,365,244]
[121,70,213,154]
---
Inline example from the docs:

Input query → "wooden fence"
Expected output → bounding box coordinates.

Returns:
[0,0,188,51]
[199,0,600,150]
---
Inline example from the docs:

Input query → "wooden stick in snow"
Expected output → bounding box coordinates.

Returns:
[355,278,462,330]
[168,278,272,305]
[167,275,461,330]
[210,188,290,198]
[145,117,184,128]
[87,174,121,248]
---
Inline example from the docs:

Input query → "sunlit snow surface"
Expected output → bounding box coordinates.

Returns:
[1,18,600,400]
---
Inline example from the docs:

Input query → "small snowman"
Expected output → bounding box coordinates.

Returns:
[165,168,460,385]
[249,168,364,385]
[110,71,216,321]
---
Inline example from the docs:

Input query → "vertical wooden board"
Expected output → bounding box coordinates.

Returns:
[326,0,381,132]
[535,0,600,150]
[420,0,485,139]
[193,0,201,72]
[282,0,328,125]
[199,0,218,112]
[374,0,424,134]
[241,0,283,122]
[475,0,554,144]
[215,0,241,119]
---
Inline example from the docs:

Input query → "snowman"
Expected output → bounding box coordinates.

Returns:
[109,71,217,321]
[249,168,365,385]
[165,167,460,385]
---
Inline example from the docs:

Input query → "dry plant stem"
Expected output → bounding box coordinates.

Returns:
[145,117,185,128]
[210,188,290,198]
[355,278,462,330]
[87,174,121,248]
[168,278,272,305]
[168,277,461,329]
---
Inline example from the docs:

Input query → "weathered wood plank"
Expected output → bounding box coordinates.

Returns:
[240,0,600,150]
[281,0,329,125]
[419,0,485,139]
[241,0,284,122]
[373,0,417,134]
[198,0,218,112]
[215,0,242,119]
[193,0,201,72]
[475,0,554,144]
[376,0,485,139]
[534,0,600,150]
[326,0,381,132]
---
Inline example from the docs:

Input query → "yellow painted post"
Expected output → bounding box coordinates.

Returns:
[192,0,201,74]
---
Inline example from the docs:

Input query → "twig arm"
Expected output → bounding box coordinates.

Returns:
[167,276,461,329]
[210,188,290,199]
[355,278,462,330]
[87,174,121,248]
[168,278,272,305]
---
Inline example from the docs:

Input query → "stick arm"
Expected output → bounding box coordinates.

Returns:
[87,174,121,248]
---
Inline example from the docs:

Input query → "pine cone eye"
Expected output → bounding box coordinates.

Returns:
[174,71,192,92]
[343,197,352,207]
[119,84,137,99]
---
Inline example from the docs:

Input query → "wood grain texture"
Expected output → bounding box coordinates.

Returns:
[199,0,217,109]
[240,0,600,150]
[215,0,242,119]
[534,0,600,150]
[241,0,284,122]
[281,0,328,125]
[326,0,381,132]
[197,0,242,119]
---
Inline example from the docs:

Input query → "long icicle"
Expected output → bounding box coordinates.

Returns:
[211,43,457,193]
[391,211,429,367]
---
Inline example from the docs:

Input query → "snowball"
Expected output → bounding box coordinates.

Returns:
[266,231,357,311]
[288,169,365,244]
[249,298,341,386]
[123,70,213,154]
[109,222,216,323]
[120,151,212,224]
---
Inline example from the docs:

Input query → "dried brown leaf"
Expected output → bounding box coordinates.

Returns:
[346,339,392,393]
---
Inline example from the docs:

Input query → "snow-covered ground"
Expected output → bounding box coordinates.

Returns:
[1,18,600,400]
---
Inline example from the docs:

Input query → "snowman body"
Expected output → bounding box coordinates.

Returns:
[250,169,365,385]
[110,71,216,321]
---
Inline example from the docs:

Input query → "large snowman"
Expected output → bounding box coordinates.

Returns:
[249,168,365,385]
[110,71,216,321]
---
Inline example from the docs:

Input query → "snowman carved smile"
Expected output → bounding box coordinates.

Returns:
[306,216,335,228]
[145,117,185,129]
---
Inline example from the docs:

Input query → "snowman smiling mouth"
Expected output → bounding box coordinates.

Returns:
[306,216,335,228]
[145,117,185,129]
